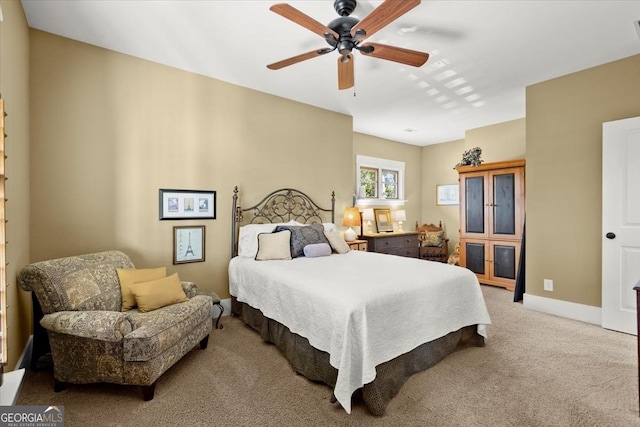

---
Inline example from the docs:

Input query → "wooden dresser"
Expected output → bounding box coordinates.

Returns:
[363,232,419,258]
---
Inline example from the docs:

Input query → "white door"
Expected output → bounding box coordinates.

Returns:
[602,116,640,335]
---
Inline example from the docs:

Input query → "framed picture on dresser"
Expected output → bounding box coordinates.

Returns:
[374,208,393,232]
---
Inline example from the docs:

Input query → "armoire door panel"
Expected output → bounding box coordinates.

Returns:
[464,176,485,234]
[493,244,516,280]
[492,173,516,235]
[465,241,486,275]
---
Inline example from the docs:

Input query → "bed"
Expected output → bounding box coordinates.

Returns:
[228,186,491,415]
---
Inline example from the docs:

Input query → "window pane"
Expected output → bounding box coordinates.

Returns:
[360,167,378,198]
[382,169,398,199]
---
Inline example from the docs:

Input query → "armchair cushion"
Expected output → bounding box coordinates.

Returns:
[422,230,445,247]
[128,273,188,313]
[116,266,167,311]
[124,295,212,362]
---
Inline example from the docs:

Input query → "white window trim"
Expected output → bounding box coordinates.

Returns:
[355,155,406,207]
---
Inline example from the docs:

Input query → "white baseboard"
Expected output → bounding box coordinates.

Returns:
[523,293,601,326]
[214,298,232,319]
[16,335,32,371]
[0,335,31,406]
[0,368,25,405]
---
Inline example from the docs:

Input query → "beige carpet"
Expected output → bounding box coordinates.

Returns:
[17,285,640,426]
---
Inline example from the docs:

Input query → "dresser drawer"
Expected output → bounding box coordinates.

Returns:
[373,235,417,249]
[364,233,419,258]
[379,246,419,258]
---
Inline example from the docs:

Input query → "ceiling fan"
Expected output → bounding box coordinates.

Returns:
[267,0,430,90]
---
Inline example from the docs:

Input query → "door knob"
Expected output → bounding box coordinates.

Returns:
[606,232,616,239]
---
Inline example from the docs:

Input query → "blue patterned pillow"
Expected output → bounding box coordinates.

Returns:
[274,223,329,258]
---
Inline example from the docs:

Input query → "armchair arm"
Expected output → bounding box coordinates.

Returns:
[40,311,134,342]
[181,281,198,298]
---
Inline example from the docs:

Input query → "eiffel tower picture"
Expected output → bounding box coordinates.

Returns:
[174,226,204,264]
[184,232,195,257]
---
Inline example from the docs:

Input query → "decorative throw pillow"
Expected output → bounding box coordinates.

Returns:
[422,230,445,247]
[274,223,329,258]
[255,230,292,261]
[128,273,188,313]
[237,220,300,258]
[324,230,350,254]
[116,266,167,311]
[303,243,332,258]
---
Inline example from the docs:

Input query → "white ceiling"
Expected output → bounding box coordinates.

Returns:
[20,0,640,146]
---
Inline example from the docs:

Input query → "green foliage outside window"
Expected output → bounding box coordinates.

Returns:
[360,168,377,198]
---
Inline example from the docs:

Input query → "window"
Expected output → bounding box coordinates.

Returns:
[0,98,6,367]
[360,167,378,198]
[356,155,405,206]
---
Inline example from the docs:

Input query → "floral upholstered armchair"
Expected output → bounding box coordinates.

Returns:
[18,250,213,400]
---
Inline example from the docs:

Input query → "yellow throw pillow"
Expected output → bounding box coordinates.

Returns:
[116,267,167,311]
[128,273,189,313]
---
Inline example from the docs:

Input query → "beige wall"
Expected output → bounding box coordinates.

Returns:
[465,118,526,162]
[0,0,32,369]
[420,139,464,253]
[353,132,422,231]
[420,119,526,253]
[29,30,354,304]
[526,54,640,307]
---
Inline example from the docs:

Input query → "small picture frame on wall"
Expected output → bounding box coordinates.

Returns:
[159,189,216,220]
[374,208,393,232]
[436,184,459,206]
[173,226,205,264]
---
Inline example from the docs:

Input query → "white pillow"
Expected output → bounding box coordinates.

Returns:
[238,220,299,258]
[255,231,292,261]
[303,242,332,258]
[323,222,339,233]
[324,230,351,254]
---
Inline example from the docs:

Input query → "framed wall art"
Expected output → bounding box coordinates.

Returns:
[436,184,459,206]
[374,208,393,233]
[173,225,205,264]
[159,189,216,220]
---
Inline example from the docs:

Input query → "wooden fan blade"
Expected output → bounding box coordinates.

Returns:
[337,55,354,90]
[351,0,420,39]
[270,4,339,40]
[267,48,333,70]
[359,42,429,67]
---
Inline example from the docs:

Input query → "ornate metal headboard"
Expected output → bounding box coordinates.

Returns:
[231,186,335,257]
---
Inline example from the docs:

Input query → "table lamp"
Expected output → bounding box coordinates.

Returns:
[362,208,374,235]
[395,209,407,232]
[342,207,361,242]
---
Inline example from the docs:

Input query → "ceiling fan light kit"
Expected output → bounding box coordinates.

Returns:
[267,0,430,90]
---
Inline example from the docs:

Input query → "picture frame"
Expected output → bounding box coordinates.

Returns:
[159,189,216,220]
[173,226,205,264]
[436,184,459,206]
[374,208,393,233]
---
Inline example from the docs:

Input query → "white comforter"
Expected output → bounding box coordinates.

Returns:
[228,250,491,413]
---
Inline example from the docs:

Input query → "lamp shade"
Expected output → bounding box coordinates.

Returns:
[362,208,374,221]
[394,209,407,222]
[342,207,361,227]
